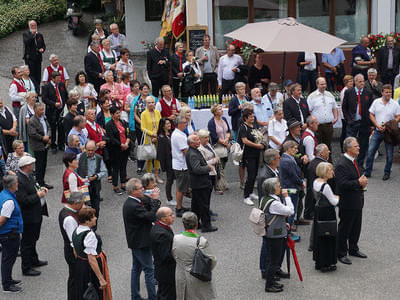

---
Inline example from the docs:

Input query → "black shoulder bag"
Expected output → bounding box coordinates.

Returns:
[315,183,337,237]
[190,237,212,282]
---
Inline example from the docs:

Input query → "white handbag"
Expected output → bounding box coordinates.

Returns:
[213,143,228,158]
[230,142,243,163]
[137,132,157,161]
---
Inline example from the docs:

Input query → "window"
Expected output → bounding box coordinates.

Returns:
[254,0,288,22]
[145,0,165,21]
[335,0,368,43]
[214,0,249,48]
[296,0,330,35]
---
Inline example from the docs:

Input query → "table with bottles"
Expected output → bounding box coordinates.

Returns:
[188,95,232,131]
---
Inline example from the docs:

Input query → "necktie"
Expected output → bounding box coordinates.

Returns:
[55,86,61,104]
[357,90,361,117]
[353,160,360,177]
[97,54,105,72]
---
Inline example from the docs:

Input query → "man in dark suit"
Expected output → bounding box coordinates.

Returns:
[364,68,383,100]
[150,207,176,300]
[84,42,106,93]
[283,83,310,131]
[16,156,48,276]
[23,20,45,86]
[147,37,170,97]
[42,71,67,153]
[123,178,159,300]
[335,137,368,265]
[27,102,52,189]
[279,140,305,233]
[342,73,373,167]
[377,35,400,85]
[257,149,280,200]
[186,134,217,233]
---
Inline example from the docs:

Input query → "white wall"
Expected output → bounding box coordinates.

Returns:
[125,0,162,54]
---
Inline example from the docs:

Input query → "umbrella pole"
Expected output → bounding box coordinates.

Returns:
[280,51,287,93]
[286,237,290,275]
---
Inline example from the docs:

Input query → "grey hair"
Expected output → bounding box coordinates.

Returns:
[49,54,58,62]
[34,102,44,110]
[109,23,118,30]
[155,37,164,44]
[126,178,142,194]
[262,177,279,196]
[104,70,113,79]
[315,143,328,156]
[264,149,279,165]
[354,73,364,82]
[235,81,246,90]
[197,129,210,138]
[66,191,83,204]
[156,207,172,220]
[343,137,357,152]
[141,173,156,188]
[367,68,377,74]
[68,134,78,146]
[273,106,282,113]
[306,115,316,126]
[187,134,197,145]
[24,91,37,101]
[182,211,198,230]
[28,20,37,27]
[282,140,297,152]
[175,115,186,126]
[94,18,103,24]
[12,139,23,150]
[90,41,100,48]
[20,65,29,71]
[3,175,17,190]
[68,90,79,98]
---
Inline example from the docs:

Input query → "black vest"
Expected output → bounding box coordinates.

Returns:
[0,108,14,130]
[72,229,102,258]
[58,207,78,262]
[76,153,102,178]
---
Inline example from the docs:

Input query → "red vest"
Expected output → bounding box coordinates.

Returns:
[10,79,27,107]
[301,130,318,154]
[46,65,65,82]
[85,122,103,155]
[159,98,179,118]
[62,168,84,203]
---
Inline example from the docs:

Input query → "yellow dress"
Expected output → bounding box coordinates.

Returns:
[140,109,161,172]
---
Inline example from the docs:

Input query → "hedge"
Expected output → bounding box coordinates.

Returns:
[0,0,66,39]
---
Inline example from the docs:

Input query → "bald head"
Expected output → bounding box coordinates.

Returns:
[251,88,262,101]
[188,134,200,148]
[156,207,175,225]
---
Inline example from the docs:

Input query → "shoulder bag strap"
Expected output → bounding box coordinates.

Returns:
[315,182,327,207]
[196,237,200,248]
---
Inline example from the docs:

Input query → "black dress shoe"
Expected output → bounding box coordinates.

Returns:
[276,269,290,278]
[265,286,283,293]
[23,268,41,276]
[209,210,218,217]
[43,183,53,190]
[201,226,218,233]
[349,250,368,258]
[33,260,48,267]
[10,279,22,285]
[382,174,390,181]
[273,282,284,289]
[338,256,352,265]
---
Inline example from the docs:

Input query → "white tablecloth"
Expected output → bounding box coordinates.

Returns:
[191,108,231,131]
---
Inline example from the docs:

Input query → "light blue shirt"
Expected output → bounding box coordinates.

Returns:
[68,128,88,147]
[251,99,273,122]
[322,48,345,73]
[39,117,48,136]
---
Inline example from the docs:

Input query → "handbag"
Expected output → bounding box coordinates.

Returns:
[190,237,212,282]
[249,197,275,237]
[213,143,228,158]
[230,142,243,163]
[83,281,99,300]
[63,183,90,202]
[315,183,337,237]
[137,131,157,161]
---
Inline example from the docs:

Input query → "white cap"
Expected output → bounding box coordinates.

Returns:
[18,156,36,168]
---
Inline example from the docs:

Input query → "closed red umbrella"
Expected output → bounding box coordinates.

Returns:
[287,235,303,281]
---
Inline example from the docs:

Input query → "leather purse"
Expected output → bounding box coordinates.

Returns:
[316,220,337,237]
[83,282,99,300]
[137,132,157,161]
[190,237,212,282]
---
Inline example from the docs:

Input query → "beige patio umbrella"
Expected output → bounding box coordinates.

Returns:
[225,17,347,84]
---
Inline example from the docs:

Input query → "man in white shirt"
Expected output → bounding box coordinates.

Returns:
[307,77,338,156]
[364,84,400,180]
[218,44,243,100]
[301,115,319,162]
[171,116,190,217]
[9,66,27,120]
[42,54,70,88]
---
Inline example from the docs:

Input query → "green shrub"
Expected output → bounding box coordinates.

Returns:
[0,0,66,39]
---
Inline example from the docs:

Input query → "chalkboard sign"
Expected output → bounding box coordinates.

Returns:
[187,25,208,52]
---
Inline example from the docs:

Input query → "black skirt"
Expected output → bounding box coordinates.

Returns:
[313,205,337,268]
[75,256,103,300]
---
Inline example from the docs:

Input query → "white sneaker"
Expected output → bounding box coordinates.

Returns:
[250,193,259,201]
[243,197,254,206]
[167,199,177,206]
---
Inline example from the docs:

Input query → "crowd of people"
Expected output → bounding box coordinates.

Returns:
[1,18,400,298]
